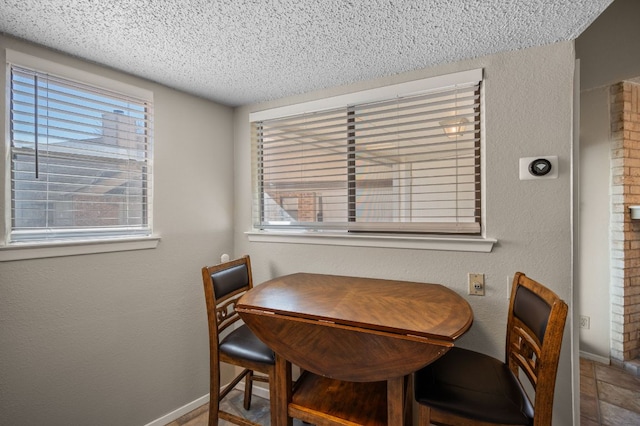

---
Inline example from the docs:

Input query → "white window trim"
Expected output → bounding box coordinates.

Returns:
[2,49,157,257]
[6,49,153,101]
[246,230,496,253]
[0,235,160,261]
[250,68,482,122]
[250,68,492,251]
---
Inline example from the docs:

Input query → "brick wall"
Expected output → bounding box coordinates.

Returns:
[610,81,640,362]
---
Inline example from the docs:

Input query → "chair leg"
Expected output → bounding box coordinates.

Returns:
[417,403,431,426]
[208,401,218,426]
[243,370,253,410]
[209,368,221,426]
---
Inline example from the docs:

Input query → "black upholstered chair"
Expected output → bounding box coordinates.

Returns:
[201,255,276,426]
[414,272,568,426]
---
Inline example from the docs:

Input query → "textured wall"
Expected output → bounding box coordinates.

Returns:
[0,36,234,426]
[234,42,576,425]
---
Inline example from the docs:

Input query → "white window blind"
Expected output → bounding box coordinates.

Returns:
[8,64,153,243]
[252,70,482,234]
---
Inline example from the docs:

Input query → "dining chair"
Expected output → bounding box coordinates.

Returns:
[201,255,276,426]
[413,272,568,426]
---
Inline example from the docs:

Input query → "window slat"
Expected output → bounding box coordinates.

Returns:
[8,62,154,243]
[252,72,482,234]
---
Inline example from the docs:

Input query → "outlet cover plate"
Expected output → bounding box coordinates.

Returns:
[580,315,590,329]
[468,273,485,296]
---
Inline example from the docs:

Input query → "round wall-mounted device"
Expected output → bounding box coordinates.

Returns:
[519,156,558,180]
[529,158,552,177]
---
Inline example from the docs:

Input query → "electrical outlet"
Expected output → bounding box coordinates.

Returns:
[468,273,485,296]
[580,315,590,329]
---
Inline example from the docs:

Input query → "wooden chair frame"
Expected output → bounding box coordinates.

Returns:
[418,272,568,426]
[202,255,276,426]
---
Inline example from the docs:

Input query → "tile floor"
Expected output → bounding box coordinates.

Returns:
[580,358,640,425]
[166,389,305,426]
[170,358,640,426]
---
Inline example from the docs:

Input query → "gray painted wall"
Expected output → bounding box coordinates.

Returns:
[0,36,234,425]
[577,86,612,359]
[234,42,576,425]
[575,0,640,361]
[577,0,640,92]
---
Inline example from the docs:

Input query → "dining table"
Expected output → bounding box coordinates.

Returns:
[235,272,473,426]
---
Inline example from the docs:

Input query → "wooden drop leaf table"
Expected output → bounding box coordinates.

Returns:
[236,272,473,426]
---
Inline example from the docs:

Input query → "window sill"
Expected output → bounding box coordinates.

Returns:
[0,236,161,262]
[246,231,496,253]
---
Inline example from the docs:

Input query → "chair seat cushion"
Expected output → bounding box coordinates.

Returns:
[219,324,275,365]
[414,347,534,425]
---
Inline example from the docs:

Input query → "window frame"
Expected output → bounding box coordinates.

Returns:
[250,69,485,239]
[1,49,158,258]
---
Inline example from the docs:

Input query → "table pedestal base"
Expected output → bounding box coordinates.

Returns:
[290,372,386,425]
[288,370,411,426]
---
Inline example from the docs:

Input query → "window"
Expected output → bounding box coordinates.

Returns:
[251,69,482,235]
[6,56,153,244]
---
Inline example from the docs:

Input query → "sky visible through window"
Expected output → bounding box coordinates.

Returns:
[11,70,146,149]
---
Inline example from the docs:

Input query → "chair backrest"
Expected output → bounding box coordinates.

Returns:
[201,255,254,346]
[505,272,568,426]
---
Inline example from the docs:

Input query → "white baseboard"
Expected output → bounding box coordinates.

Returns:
[244,382,270,400]
[144,383,270,426]
[144,394,210,426]
[579,350,611,365]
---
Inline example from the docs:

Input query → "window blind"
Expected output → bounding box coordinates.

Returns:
[8,65,153,243]
[252,72,482,234]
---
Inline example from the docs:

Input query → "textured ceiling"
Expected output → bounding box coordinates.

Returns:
[0,0,613,107]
